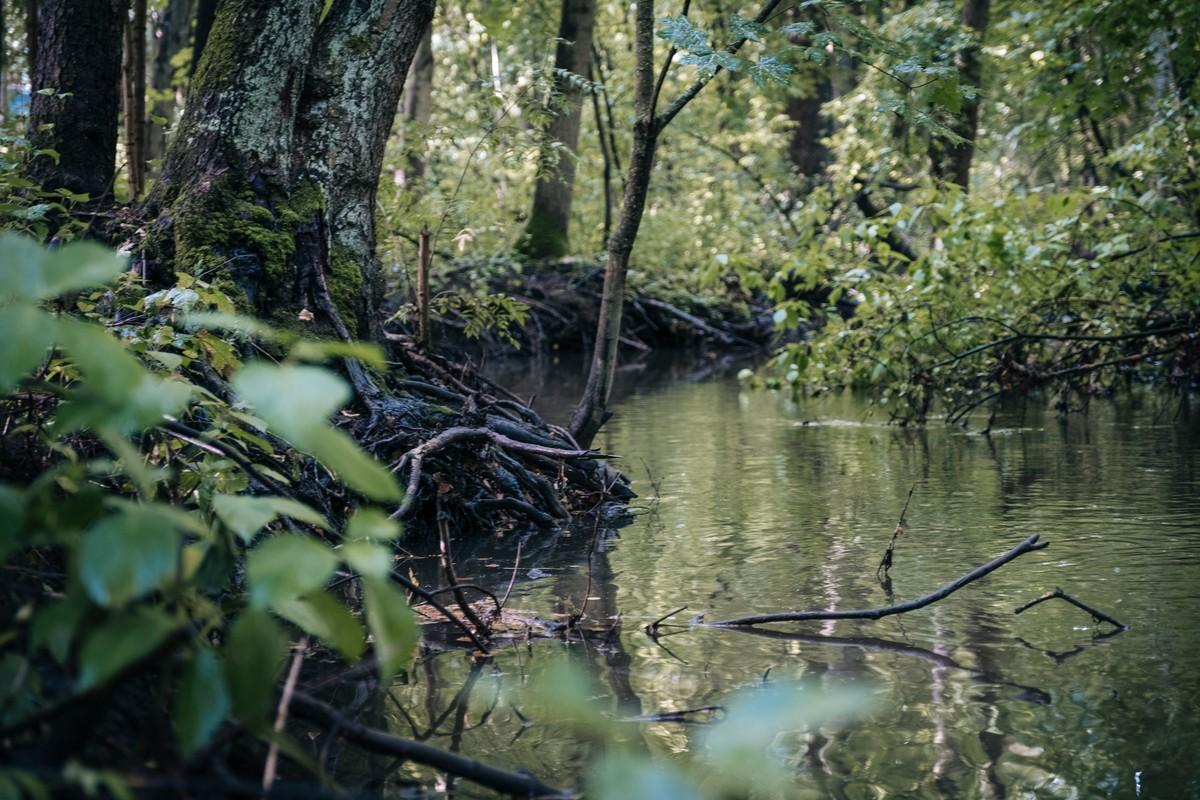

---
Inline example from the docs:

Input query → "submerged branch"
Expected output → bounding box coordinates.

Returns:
[709,534,1048,627]
[289,691,567,798]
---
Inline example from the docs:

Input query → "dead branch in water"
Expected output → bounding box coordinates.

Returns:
[1014,586,1127,630]
[706,534,1049,627]
[289,692,566,798]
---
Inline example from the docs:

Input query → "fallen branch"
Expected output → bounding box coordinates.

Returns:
[639,297,752,347]
[1014,586,1127,630]
[708,534,1049,627]
[289,692,567,798]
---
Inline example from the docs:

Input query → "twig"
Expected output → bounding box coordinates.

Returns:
[644,606,688,636]
[710,534,1049,627]
[263,639,307,790]
[436,502,491,639]
[1013,586,1127,630]
[876,485,915,580]
[499,537,524,610]
[289,692,567,798]
[622,705,724,724]
[394,572,490,655]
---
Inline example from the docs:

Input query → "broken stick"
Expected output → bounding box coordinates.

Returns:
[1014,586,1127,630]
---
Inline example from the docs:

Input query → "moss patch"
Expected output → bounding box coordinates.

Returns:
[516,210,570,260]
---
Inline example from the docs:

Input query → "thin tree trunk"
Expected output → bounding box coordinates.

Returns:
[189,0,217,77]
[122,0,147,198]
[569,0,656,446]
[146,0,197,168]
[519,0,598,259]
[570,0,782,446]
[784,7,831,183]
[589,60,613,245]
[399,23,433,185]
[0,1,8,120]
[23,0,36,84]
[929,0,990,191]
[26,0,125,200]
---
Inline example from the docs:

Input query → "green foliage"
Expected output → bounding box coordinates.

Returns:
[0,235,420,771]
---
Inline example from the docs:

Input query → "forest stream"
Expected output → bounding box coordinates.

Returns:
[351,355,1200,798]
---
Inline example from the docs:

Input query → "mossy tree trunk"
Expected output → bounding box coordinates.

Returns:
[146,0,433,348]
[518,0,597,260]
[26,0,124,199]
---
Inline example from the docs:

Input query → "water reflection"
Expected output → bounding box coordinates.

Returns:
[341,360,1200,797]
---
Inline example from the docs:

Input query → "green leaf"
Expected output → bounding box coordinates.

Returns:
[657,15,710,53]
[212,494,329,543]
[730,14,768,42]
[305,426,403,502]
[174,647,230,756]
[289,339,387,370]
[246,534,338,606]
[30,596,88,663]
[224,609,286,722]
[0,485,22,564]
[78,507,181,607]
[363,577,418,678]
[0,305,56,390]
[0,233,49,301]
[231,362,348,440]
[345,507,402,541]
[340,540,393,579]
[77,607,175,690]
[42,241,128,297]
[273,592,364,662]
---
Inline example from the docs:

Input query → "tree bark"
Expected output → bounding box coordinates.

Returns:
[145,0,197,167]
[122,0,148,198]
[399,22,433,184]
[519,0,598,259]
[26,0,124,200]
[928,0,991,191]
[147,0,433,344]
[293,0,435,341]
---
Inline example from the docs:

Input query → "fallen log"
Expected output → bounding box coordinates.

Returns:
[707,534,1049,627]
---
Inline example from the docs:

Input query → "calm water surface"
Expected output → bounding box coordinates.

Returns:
[365,357,1200,798]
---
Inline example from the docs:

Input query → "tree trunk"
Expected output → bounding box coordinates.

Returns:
[784,8,832,183]
[928,0,990,191]
[26,0,124,200]
[518,0,598,259]
[0,1,7,120]
[23,0,36,86]
[569,0,656,447]
[399,23,434,185]
[569,0,782,446]
[147,0,433,345]
[122,0,148,198]
[189,0,217,77]
[293,0,435,341]
[145,0,197,168]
